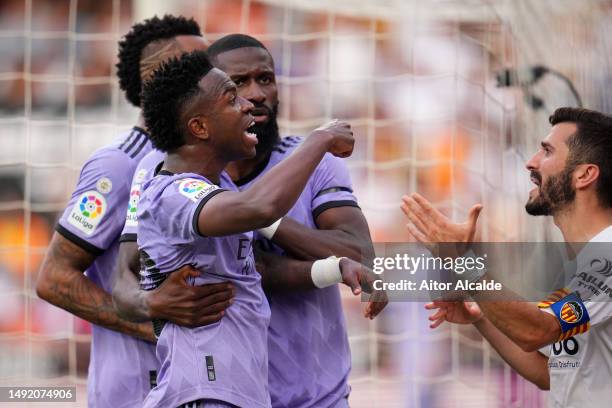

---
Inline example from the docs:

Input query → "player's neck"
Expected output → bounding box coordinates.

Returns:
[225,149,271,182]
[164,145,226,185]
[553,195,612,243]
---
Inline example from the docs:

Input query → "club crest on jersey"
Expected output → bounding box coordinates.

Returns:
[178,178,218,202]
[125,184,141,227]
[67,190,107,235]
[96,177,113,194]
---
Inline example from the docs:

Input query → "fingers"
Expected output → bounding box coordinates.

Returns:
[467,204,483,238]
[192,288,234,308]
[429,316,446,329]
[428,309,446,322]
[411,193,446,226]
[172,265,201,283]
[190,282,235,299]
[364,294,388,319]
[401,197,432,238]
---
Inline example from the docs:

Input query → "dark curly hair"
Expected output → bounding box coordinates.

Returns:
[116,15,201,107]
[142,51,214,152]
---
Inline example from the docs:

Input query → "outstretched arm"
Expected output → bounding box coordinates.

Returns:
[402,193,561,351]
[426,301,550,389]
[199,121,354,236]
[36,233,155,342]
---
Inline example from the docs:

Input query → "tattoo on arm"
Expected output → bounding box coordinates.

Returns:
[37,233,155,342]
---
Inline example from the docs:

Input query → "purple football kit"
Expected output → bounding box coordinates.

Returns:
[236,136,359,408]
[55,126,159,407]
[136,169,271,408]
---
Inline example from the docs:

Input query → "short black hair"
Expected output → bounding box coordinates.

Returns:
[550,107,612,208]
[116,15,202,107]
[142,51,214,152]
[207,33,269,61]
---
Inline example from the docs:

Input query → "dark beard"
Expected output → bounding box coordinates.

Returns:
[525,166,576,216]
[250,103,280,157]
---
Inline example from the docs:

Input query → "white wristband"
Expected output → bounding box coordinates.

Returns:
[258,218,282,240]
[311,256,344,288]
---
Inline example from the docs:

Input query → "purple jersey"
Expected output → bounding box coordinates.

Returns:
[55,127,158,407]
[236,136,358,408]
[119,149,165,242]
[137,171,271,408]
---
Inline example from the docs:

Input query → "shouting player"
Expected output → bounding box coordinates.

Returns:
[404,107,612,407]
[137,50,356,407]
[35,16,231,407]
[112,34,386,408]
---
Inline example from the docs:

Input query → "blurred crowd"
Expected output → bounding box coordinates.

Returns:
[3,0,605,406]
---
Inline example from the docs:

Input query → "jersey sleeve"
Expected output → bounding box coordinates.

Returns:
[310,153,360,220]
[56,150,133,255]
[160,177,227,240]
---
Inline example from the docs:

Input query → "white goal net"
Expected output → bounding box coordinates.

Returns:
[1,0,611,406]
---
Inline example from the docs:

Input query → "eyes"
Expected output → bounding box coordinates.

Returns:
[233,75,274,88]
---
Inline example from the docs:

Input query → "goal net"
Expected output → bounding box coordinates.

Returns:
[1,0,610,406]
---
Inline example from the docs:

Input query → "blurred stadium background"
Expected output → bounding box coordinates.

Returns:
[2,0,612,406]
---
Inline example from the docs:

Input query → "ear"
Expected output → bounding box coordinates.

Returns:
[187,115,209,140]
[574,164,599,190]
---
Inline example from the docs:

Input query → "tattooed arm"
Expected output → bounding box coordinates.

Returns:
[36,232,155,342]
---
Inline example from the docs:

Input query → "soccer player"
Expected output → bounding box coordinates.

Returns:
[112,34,386,408]
[35,16,231,407]
[403,107,612,406]
[137,50,355,407]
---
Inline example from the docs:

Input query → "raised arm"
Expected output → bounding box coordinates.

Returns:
[402,192,561,351]
[199,120,354,236]
[36,233,155,342]
[112,240,235,327]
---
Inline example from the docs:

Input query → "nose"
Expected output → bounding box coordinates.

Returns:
[244,82,266,104]
[238,96,254,112]
[525,150,540,171]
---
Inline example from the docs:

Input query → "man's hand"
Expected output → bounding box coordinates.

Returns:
[425,301,483,329]
[401,193,482,254]
[146,265,235,327]
[339,258,388,319]
[311,119,355,158]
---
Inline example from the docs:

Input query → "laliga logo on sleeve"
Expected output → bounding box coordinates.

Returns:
[68,191,107,235]
[178,178,218,202]
[560,301,584,324]
[125,185,140,227]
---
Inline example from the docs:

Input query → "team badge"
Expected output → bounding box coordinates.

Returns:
[549,291,590,339]
[67,190,107,235]
[125,184,141,227]
[96,177,113,194]
[178,178,218,202]
[134,168,148,183]
[560,301,583,323]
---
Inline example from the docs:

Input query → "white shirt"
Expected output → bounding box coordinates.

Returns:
[541,225,612,408]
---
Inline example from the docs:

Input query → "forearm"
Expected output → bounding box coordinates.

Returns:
[474,317,550,389]
[271,219,362,261]
[242,136,331,222]
[255,247,315,291]
[42,268,154,342]
[474,288,560,351]
[112,242,151,322]
[112,274,151,323]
